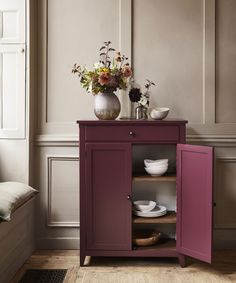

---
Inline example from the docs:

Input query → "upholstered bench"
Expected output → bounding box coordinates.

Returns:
[0,182,37,283]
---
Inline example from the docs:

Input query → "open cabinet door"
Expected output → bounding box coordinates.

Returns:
[176,144,213,263]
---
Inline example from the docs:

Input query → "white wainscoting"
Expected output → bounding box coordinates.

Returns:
[47,155,79,227]
[36,145,80,249]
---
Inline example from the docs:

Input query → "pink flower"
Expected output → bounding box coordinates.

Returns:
[98,72,110,85]
[122,66,132,77]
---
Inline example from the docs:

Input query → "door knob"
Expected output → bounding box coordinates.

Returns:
[127,195,132,201]
[129,131,135,137]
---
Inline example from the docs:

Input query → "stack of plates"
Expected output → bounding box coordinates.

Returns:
[133,205,167,218]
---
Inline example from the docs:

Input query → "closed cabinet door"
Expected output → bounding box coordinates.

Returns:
[86,143,132,250]
[176,144,213,263]
[0,44,25,138]
[0,0,25,44]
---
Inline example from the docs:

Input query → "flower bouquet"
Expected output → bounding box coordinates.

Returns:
[72,41,132,120]
[129,79,156,119]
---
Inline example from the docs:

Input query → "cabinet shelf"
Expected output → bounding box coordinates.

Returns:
[133,239,176,253]
[133,211,176,224]
[133,174,176,182]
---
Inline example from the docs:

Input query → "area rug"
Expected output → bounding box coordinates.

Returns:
[19,269,67,283]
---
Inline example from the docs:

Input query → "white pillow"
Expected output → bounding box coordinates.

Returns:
[0,182,38,221]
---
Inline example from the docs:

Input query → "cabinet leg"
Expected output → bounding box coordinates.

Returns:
[178,254,186,268]
[80,251,86,267]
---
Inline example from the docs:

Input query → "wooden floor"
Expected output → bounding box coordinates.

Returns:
[11,250,236,283]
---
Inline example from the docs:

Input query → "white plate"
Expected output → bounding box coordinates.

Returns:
[142,205,167,214]
[133,205,167,218]
[133,210,167,218]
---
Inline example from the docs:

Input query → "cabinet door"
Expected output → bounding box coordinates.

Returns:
[0,45,25,138]
[0,0,25,43]
[86,143,132,250]
[176,144,213,263]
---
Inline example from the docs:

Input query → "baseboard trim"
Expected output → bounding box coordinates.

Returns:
[214,229,236,250]
[36,237,80,250]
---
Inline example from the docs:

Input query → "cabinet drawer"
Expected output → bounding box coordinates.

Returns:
[85,125,180,142]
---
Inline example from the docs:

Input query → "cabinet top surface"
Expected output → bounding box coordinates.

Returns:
[77,119,188,126]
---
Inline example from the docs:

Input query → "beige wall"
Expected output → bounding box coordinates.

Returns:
[35,0,236,249]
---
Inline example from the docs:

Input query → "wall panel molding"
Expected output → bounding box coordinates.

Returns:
[37,0,236,135]
[39,0,132,135]
[36,135,78,147]
[35,134,236,147]
[214,157,236,229]
[133,0,214,127]
[47,155,79,227]
[215,0,236,124]
[119,0,132,61]
[187,135,236,147]
[204,0,216,124]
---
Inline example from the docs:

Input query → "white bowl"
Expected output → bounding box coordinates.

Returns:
[150,107,170,120]
[133,200,156,212]
[144,159,168,168]
[144,165,168,176]
[145,164,168,170]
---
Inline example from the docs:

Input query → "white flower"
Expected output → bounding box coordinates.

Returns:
[94,62,104,69]
[139,96,148,106]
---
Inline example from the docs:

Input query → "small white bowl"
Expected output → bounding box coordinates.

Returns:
[144,165,168,176]
[150,107,170,120]
[144,159,168,168]
[145,164,168,170]
[133,200,156,212]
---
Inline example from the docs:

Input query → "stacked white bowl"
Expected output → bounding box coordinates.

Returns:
[144,159,168,176]
[132,200,167,218]
[133,200,156,212]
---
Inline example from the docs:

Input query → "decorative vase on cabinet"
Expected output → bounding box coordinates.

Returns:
[77,120,213,267]
[94,92,121,120]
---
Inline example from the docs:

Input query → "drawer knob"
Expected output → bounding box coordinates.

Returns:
[127,195,132,201]
[129,131,135,137]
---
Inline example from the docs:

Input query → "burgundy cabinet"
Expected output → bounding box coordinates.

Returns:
[78,120,213,267]
[85,143,132,251]
[176,144,213,263]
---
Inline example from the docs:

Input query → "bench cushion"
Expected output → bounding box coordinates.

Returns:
[0,182,37,221]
